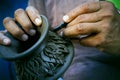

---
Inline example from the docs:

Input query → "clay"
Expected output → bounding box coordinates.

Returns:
[0,15,74,80]
[15,31,74,80]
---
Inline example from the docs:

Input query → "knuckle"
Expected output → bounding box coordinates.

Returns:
[102,1,115,10]
[11,32,19,37]
[23,22,32,29]
[26,6,36,11]
[3,17,12,24]
[78,15,86,22]
[15,8,24,15]
[26,6,32,11]
[81,4,89,12]
[76,24,85,33]
[101,22,111,30]
[12,30,23,37]
[108,14,114,19]
[105,1,114,7]
[98,38,105,46]
[104,12,114,18]
[69,10,76,18]
[100,10,114,19]
[26,6,35,13]
[76,24,82,31]
[22,22,32,29]
[83,2,92,8]
[93,35,105,47]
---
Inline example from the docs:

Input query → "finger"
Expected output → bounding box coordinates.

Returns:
[3,17,28,41]
[63,1,101,23]
[14,9,36,36]
[63,23,100,37]
[26,6,42,26]
[67,12,102,27]
[0,33,11,45]
[79,33,105,47]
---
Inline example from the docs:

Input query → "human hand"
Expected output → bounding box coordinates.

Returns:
[62,1,120,55]
[0,6,42,45]
[0,30,11,45]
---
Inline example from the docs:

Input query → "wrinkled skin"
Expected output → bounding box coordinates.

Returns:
[1,1,120,55]
[62,1,120,55]
[1,6,42,44]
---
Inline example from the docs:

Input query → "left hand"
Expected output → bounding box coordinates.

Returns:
[62,1,120,55]
[2,6,42,45]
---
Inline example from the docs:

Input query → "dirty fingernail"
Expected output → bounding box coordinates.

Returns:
[63,15,69,22]
[29,29,36,36]
[21,34,28,41]
[3,38,11,45]
[35,18,42,26]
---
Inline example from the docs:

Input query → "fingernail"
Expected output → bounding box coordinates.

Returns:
[35,18,42,26]
[59,31,64,37]
[29,29,36,36]
[21,34,28,41]
[63,15,69,22]
[3,38,11,45]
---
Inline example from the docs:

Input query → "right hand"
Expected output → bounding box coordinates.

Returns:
[62,1,120,55]
[0,6,42,45]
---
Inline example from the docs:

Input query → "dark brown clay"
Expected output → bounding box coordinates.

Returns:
[0,15,74,80]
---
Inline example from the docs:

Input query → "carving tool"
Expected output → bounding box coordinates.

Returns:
[53,22,67,32]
